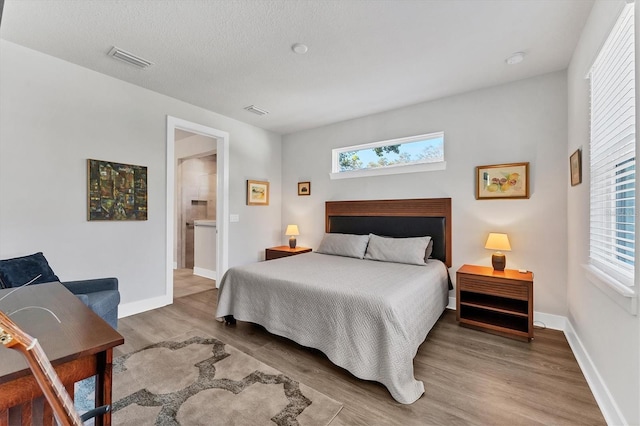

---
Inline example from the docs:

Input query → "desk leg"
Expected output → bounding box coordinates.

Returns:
[95,349,114,426]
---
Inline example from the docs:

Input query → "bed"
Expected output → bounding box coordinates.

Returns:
[215,198,452,404]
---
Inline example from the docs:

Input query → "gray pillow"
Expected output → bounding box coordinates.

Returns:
[425,239,434,261]
[364,234,431,266]
[316,233,370,259]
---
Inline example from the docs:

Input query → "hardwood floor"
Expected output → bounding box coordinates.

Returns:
[116,279,605,426]
[172,268,216,298]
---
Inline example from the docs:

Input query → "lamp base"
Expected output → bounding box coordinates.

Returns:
[492,253,506,271]
[289,237,297,249]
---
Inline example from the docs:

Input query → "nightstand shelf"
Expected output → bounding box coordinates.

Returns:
[459,292,529,316]
[265,246,312,260]
[456,264,534,341]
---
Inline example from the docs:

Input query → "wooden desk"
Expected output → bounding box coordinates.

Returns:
[0,282,124,425]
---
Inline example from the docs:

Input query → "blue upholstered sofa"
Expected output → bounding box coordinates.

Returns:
[0,252,120,329]
[59,278,120,329]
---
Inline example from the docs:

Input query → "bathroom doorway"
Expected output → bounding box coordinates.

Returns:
[174,131,217,298]
[166,116,229,302]
[177,150,217,269]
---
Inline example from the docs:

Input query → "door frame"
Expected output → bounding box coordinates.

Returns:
[166,116,229,299]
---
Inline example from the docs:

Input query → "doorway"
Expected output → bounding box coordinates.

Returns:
[180,153,216,269]
[166,116,229,302]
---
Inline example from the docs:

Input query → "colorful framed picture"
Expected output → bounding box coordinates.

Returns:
[87,159,148,220]
[247,180,269,205]
[570,149,582,186]
[298,181,311,196]
[476,162,530,199]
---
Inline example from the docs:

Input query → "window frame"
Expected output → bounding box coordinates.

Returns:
[583,1,638,315]
[330,132,446,180]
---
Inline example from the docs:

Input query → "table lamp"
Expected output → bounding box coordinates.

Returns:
[285,225,300,248]
[485,232,511,271]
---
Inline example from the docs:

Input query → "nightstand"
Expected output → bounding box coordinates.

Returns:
[265,246,312,260]
[456,264,534,341]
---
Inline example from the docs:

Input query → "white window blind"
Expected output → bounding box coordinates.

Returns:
[589,3,636,287]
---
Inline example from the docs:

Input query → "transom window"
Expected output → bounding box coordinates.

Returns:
[330,132,445,179]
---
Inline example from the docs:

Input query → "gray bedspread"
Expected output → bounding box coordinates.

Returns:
[215,252,449,404]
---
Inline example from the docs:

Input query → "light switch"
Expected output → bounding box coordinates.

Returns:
[230,214,239,223]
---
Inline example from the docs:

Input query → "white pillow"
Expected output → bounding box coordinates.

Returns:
[316,233,370,259]
[364,234,431,266]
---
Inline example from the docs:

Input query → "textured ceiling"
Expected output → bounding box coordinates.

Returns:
[1,0,594,135]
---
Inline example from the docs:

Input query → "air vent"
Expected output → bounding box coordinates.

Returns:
[108,47,154,70]
[244,105,269,116]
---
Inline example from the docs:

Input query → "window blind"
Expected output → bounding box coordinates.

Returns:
[589,3,636,287]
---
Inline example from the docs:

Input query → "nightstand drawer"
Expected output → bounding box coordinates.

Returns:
[266,250,294,260]
[458,275,528,300]
[265,246,312,261]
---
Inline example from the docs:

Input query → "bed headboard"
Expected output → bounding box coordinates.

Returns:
[325,198,452,267]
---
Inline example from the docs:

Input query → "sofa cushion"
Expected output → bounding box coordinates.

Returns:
[0,252,60,288]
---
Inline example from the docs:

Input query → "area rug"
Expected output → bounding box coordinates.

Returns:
[109,331,343,425]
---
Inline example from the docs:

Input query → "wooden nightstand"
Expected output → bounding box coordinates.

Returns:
[456,264,534,341]
[265,246,312,260]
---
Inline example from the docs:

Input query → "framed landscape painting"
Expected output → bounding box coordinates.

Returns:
[476,162,530,199]
[247,180,269,205]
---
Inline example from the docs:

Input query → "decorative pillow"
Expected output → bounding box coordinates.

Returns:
[0,252,60,288]
[316,233,370,259]
[364,234,431,266]
[424,239,434,261]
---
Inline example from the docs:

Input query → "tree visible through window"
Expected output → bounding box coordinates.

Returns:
[334,132,444,174]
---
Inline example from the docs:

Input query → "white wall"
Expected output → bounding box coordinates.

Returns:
[567,1,640,425]
[0,40,282,312]
[283,71,569,317]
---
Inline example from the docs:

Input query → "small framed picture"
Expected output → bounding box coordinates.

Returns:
[570,149,582,186]
[247,180,269,205]
[298,181,311,196]
[476,162,530,199]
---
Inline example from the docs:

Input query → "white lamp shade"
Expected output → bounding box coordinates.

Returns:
[485,233,511,251]
[285,225,299,236]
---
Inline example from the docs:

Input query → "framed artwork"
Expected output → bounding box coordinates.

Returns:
[87,159,148,220]
[476,162,530,199]
[298,181,311,196]
[247,180,269,205]
[570,149,582,186]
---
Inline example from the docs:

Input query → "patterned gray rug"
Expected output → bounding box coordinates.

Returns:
[108,332,342,425]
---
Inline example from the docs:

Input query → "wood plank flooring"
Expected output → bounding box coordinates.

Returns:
[115,274,606,426]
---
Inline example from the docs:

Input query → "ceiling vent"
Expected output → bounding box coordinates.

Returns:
[244,105,269,116]
[108,46,154,70]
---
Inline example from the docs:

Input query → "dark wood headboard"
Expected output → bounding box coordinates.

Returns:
[325,198,452,267]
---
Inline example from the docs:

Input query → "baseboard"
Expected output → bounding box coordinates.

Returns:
[533,311,565,331]
[193,267,216,280]
[118,294,172,319]
[446,296,456,310]
[564,319,626,426]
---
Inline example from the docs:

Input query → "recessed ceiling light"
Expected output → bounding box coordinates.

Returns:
[505,52,525,65]
[291,43,308,54]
